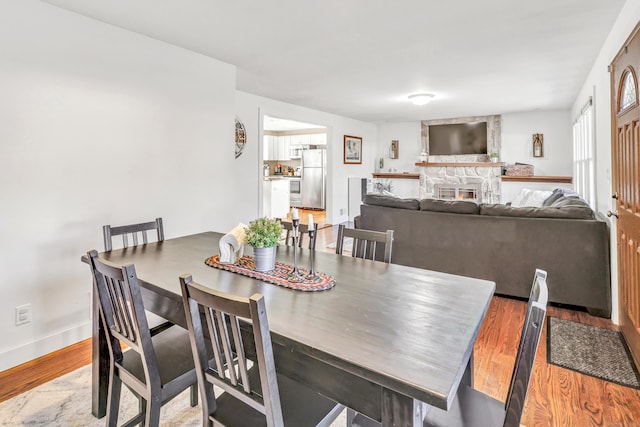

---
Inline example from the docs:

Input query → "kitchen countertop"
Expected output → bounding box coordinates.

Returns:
[264,175,301,180]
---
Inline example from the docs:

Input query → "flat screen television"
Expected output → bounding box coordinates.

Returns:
[428,122,488,155]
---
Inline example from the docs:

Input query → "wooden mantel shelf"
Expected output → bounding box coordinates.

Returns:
[501,175,573,183]
[372,173,420,179]
[415,162,505,167]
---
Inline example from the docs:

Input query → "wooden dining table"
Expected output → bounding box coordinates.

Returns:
[85,231,495,426]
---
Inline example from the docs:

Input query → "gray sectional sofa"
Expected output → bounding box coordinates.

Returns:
[356,191,611,317]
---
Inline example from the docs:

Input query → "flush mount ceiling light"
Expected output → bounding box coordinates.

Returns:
[408,93,435,106]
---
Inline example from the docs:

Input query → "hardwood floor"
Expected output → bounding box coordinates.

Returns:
[474,296,640,427]
[0,338,92,402]
[2,222,639,426]
[281,208,328,228]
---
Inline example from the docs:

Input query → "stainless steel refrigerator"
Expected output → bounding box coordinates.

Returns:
[301,149,326,209]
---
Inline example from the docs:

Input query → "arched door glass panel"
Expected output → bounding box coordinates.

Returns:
[620,69,637,112]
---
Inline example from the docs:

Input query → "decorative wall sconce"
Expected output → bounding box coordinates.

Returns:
[533,133,544,157]
[390,140,399,159]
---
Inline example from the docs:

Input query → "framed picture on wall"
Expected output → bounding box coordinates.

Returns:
[344,135,362,164]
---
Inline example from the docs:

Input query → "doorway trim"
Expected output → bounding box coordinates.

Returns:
[258,109,334,225]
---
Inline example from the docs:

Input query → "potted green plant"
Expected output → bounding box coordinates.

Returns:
[244,217,283,272]
[489,152,499,163]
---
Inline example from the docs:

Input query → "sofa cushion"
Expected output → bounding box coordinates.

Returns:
[420,199,480,214]
[362,194,420,210]
[480,204,595,219]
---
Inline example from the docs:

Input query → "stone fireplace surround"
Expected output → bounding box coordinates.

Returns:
[418,115,502,203]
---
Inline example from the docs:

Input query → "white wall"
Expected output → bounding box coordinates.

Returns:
[375,122,422,173]
[235,91,377,225]
[374,122,422,198]
[501,110,573,176]
[0,1,237,370]
[571,0,640,324]
[500,110,574,202]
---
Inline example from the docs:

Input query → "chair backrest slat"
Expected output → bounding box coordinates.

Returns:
[336,224,394,263]
[503,269,548,427]
[215,309,239,386]
[180,274,285,426]
[86,250,158,376]
[204,307,226,380]
[229,314,251,392]
[109,278,130,339]
[103,218,164,251]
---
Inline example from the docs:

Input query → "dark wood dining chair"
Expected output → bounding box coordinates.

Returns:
[103,217,171,335]
[86,250,198,427]
[350,269,549,427]
[335,224,394,263]
[282,220,318,249]
[103,217,164,251]
[180,274,345,427]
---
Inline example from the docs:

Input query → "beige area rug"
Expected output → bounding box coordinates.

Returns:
[0,365,347,426]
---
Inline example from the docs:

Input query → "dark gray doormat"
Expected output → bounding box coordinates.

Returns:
[547,317,640,389]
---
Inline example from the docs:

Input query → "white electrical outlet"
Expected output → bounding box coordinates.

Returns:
[15,303,32,326]
[340,208,345,215]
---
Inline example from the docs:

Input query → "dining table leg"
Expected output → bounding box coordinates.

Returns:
[381,388,429,427]
[461,351,474,387]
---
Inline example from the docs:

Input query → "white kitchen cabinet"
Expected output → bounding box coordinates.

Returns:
[263,135,274,160]
[264,135,290,161]
[275,136,284,160]
[263,178,290,219]
[309,133,326,145]
[290,134,311,146]
[272,136,290,160]
[282,136,291,160]
[266,133,328,160]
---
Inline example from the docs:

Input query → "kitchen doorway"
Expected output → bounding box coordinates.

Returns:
[261,114,329,224]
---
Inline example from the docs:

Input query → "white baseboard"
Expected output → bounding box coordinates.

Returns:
[0,322,92,372]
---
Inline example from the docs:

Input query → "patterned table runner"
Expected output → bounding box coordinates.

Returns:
[205,255,335,292]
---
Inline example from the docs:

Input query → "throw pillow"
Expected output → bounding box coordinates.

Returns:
[542,188,580,206]
[511,188,531,207]
[511,188,553,207]
[525,190,553,207]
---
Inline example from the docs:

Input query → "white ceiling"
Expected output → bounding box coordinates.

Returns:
[43,0,625,123]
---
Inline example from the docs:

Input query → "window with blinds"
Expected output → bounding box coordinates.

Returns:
[573,98,595,207]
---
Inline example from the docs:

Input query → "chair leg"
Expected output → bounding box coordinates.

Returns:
[190,384,198,407]
[138,396,145,425]
[105,374,122,427]
[346,408,357,426]
[119,397,145,427]
[145,400,161,427]
[140,399,147,427]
